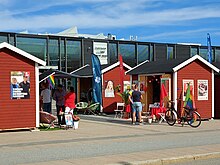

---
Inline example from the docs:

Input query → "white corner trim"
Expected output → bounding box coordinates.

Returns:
[212,70,214,118]
[173,71,178,110]
[125,60,149,74]
[38,66,58,70]
[0,42,46,66]
[101,62,132,74]
[70,64,90,74]
[35,63,40,128]
[173,55,219,73]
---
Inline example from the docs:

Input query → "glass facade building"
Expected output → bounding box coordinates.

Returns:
[1,32,220,71]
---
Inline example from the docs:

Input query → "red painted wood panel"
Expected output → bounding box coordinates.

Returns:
[102,66,130,113]
[0,48,36,129]
[177,60,212,118]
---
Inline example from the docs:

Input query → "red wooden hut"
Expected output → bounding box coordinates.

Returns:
[127,55,219,119]
[102,61,132,113]
[0,42,46,130]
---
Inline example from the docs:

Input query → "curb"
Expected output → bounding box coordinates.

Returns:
[109,152,220,165]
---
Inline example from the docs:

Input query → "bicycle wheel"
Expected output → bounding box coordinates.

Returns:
[187,111,201,128]
[165,109,177,126]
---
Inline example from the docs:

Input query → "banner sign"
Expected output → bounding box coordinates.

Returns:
[93,42,108,65]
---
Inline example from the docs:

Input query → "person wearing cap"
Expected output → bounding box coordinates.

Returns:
[19,72,30,99]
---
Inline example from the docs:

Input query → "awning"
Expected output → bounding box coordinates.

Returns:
[39,69,88,83]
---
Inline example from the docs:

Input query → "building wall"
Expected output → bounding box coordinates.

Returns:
[0,48,36,129]
[176,45,191,60]
[154,44,167,61]
[102,66,130,113]
[177,60,212,118]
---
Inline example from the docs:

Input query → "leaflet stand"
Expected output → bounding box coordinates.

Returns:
[64,113,73,129]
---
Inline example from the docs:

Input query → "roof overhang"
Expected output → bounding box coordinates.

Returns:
[102,61,132,74]
[173,55,220,73]
[125,60,149,74]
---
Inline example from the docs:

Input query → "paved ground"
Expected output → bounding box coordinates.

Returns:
[0,116,220,165]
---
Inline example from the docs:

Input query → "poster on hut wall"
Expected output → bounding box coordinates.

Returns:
[104,80,115,97]
[161,78,171,100]
[123,81,131,92]
[10,71,30,99]
[182,79,194,101]
[140,81,145,92]
[197,80,208,100]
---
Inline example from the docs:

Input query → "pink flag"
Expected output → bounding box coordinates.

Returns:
[119,54,124,92]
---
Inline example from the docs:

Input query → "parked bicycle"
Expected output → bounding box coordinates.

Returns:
[165,100,201,128]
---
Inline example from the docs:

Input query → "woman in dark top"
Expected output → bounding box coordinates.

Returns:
[129,84,143,124]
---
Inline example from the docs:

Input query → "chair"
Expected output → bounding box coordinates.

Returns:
[85,102,100,115]
[40,111,57,130]
[158,107,167,124]
[158,112,166,123]
[75,102,88,114]
[114,103,125,118]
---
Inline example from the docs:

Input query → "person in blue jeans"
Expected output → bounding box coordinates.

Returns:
[129,84,143,125]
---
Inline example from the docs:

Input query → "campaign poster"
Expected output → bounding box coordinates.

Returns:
[161,78,171,100]
[11,71,30,99]
[105,80,115,97]
[123,81,131,92]
[182,79,194,101]
[198,80,208,100]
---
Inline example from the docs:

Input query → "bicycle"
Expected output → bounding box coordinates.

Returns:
[165,100,201,128]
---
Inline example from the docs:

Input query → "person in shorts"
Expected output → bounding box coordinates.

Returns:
[129,84,143,125]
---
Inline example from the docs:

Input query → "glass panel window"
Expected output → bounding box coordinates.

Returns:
[199,48,207,60]
[66,40,81,72]
[199,47,214,61]
[109,43,117,64]
[48,39,59,67]
[150,45,154,61]
[16,37,47,61]
[215,48,220,62]
[191,47,198,57]
[61,40,65,71]
[167,46,174,59]
[137,45,149,64]
[119,44,136,67]
[0,35,7,43]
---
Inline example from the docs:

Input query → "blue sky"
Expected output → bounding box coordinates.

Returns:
[1,0,220,46]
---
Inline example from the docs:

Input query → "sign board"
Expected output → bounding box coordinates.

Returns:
[93,42,108,65]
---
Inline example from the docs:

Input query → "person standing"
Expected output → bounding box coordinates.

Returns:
[129,84,143,125]
[53,84,66,125]
[19,72,30,99]
[40,83,52,113]
[64,86,76,115]
[129,84,139,124]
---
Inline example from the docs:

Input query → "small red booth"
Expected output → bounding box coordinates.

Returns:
[0,42,46,130]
